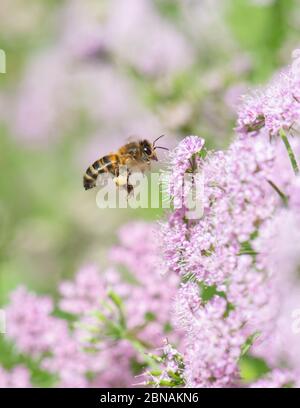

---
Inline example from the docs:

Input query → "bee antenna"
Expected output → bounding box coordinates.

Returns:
[153,134,165,147]
[154,146,169,151]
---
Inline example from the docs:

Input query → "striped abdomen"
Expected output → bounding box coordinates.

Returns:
[83,155,118,190]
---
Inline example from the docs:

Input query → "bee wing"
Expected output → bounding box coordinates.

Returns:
[125,135,141,143]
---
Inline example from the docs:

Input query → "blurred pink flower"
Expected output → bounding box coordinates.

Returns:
[6,287,63,356]
[109,222,179,344]
[0,366,32,388]
[59,264,106,315]
[224,83,248,113]
[105,0,193,77]
[250,369,300,388]
[12,48,71,145]
[4,222,180,388]
[60,0,108,59]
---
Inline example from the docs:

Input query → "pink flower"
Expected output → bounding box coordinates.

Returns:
[250,369,300,388]
[237,50,300,137]
[59,264,106,315]
[175,290,244,388]
[160,128,300,387]
[109,222,179,343]
[4,222,180,388]
[0,366,32,388]
[167,135,205,210]
[6,287,65,356]
[105,0,193,77]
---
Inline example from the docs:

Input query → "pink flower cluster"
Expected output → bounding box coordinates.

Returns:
[237,50,300,137]
[174,284,244,388]
[59,264,106,315]
[0,366,32,389]
[3,222,179,388]
[161,133,277,287]
[6,286,101,387]
[167,135,205,208]
[250,369,300,388]
[108,222,179,341]
[159,58,300,387]
[250,176,300,379]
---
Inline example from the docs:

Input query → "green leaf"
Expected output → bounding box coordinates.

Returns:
[163,322,173,334]
[108,290,127,329]
[239,355,270,383]
[199,149,208,160]
[144,312,156,322]
[280,128,299,175]
[0,336,57,388]
[199,283,226,302]
[267,179,289,206]
[241,332,261,357]
[238,241,258,256]
[227,0,295,81]
[181,272,197,283]
[108,290,124,309]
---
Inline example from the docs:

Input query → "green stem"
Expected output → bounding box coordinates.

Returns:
[280,128,299,175]
[267,179,289,206]
[125,335,157,369]
[237,250,258,256]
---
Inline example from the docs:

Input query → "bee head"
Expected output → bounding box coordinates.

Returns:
[140,139,158,162]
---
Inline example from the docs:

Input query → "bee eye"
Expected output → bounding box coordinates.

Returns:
[144,147,151,155]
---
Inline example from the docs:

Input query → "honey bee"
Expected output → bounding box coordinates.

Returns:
[83,135,168,193]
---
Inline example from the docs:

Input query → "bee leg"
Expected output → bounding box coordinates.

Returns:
[126,170,134,199]
[113,170,127,188]
[127,184,134,196]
